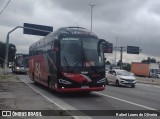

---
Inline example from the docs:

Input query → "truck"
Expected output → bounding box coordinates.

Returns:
[131,62,160,78]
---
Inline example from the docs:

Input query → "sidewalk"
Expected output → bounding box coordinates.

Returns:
[136,77,160,85]
[0,68,73,119]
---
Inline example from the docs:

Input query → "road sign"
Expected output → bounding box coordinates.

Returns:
[23,23,53,36]
[127,46,139,54]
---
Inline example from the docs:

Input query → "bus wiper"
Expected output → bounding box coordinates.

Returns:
[63,56,70,71]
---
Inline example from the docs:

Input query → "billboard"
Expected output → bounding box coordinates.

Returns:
[127,46,139,54]
[23,23,53,36]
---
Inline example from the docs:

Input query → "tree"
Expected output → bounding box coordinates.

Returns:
[105,61,111,65]
[0,42,16,68]
[123,63,131,71]
[141,57,156,63]
[117,60,123,67]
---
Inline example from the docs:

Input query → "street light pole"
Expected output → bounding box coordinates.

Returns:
[120,46,123,69]
[115,36,117,65]
[4,26,51,74]
[89,4,95,32]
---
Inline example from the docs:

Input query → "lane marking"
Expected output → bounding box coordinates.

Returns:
[137,83,160,89]
[130,91,146,95]
[18,77,92,119]
[94,92,157,110]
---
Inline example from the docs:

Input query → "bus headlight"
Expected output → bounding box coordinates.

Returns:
[59,79,72,85]
[97,78,106,83]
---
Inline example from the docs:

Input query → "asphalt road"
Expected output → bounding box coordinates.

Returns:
[16,74,160,119]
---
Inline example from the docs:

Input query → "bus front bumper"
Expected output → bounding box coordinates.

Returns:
[54,86,105,92]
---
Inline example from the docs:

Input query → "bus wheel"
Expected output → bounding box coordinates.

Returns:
[48,77,52,91]
[32,73,36,84]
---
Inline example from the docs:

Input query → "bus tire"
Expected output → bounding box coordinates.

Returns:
[48,77,52,91]
[32,73,36,84]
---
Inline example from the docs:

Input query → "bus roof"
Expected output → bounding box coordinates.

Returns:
[29,26,98,49]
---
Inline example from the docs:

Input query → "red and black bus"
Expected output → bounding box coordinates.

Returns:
[29,27,106,92]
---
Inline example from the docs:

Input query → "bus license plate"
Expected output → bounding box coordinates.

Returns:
[81,86,89,89]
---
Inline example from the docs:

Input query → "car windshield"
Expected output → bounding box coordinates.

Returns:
[116,70,132,76]
[60,36,104,70]
[155,69,160,74]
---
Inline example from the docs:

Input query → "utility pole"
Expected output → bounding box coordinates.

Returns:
[89,4,95,32]
[120,46,123,69]
[114,45,141,69]
[4,26,51,74]
[114,46,126,69]
[115,36,117,65]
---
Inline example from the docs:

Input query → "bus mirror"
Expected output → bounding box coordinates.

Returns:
[98,39,108,54]
[99,39,113,53]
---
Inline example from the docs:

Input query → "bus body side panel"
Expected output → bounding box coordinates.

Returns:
[29,51,58,89]
[45,50,59,89]
[29,54,48,83]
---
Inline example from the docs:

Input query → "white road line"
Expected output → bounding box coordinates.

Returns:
[94,92,157,110]
[18,77,92,119]
[130,91,146,95]
[137,83,160,89]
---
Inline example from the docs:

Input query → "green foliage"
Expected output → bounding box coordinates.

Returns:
[117,60,123,66]
[123,63,131,72]
[0,42,16,67]
[141,57,156,63]
[105,61,111,65]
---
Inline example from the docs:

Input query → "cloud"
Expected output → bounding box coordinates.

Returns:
[0,0,160,63]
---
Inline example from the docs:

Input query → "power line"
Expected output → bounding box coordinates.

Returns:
[0,0,11,15]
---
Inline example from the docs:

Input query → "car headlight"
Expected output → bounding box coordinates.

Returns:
[16,67,20,70]
[59,79,72,85]
[120,78,126,81]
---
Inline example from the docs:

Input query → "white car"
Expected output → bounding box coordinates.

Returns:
[106,69,137,88]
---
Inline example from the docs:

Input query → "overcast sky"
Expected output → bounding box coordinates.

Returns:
[0,0,160,63]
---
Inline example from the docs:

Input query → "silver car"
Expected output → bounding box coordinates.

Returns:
[106,69,137,88]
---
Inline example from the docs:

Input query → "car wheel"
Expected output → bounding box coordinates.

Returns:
[106,78,109,85]
[131,84,135,88]
[115,80,120,87]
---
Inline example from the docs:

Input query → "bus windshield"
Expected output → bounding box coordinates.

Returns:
[60,36,104,71]
[15,55,29,68]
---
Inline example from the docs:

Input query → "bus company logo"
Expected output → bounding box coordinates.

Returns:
[63,73,74,77]
[2,111,11,116]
